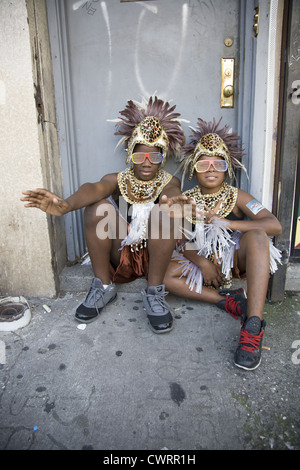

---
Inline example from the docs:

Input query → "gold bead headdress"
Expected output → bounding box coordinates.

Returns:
[179,117,246,187]
[111,95,185,166]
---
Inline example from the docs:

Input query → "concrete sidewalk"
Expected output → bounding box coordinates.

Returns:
[0,264,299,450]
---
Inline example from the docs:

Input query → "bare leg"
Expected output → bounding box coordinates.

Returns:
[236,229,270,320]
[164,246,247,320]
[164,260,223,303]
[141,206,181,333]
[75,200,125,323]
[147,237,177,287]
[146,205,179,288]
[84,200,127,284]
[234,229,269,370]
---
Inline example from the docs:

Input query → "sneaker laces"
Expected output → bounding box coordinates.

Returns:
[224,295,242,319]
[147,290,169,315]
[238,328,263,353]
[84,283,105,314]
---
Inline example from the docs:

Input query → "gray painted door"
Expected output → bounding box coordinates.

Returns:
[47,0,255,260]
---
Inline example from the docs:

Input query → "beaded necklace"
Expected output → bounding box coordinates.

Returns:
[183,182,238,223]
[117,167,172,205]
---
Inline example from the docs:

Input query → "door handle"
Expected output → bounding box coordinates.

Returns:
[221,58,234,108]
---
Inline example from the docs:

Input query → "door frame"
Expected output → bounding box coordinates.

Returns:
[269,0,300,301]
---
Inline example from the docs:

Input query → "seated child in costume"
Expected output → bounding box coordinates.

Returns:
[164,118,282,370]
[21,95,189,334]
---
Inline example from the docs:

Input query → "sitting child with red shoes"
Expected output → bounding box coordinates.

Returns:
[164,118,282,370]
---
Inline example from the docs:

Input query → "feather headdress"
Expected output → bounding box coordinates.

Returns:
[110,95,186,165]
[179,117,247,186]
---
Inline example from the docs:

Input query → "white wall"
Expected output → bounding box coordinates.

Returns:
[0,0,57,297]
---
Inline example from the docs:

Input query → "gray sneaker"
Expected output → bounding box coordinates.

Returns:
[75,278,117,323]
[141,284,174,334]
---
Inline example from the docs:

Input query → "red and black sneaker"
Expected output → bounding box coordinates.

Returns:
[234,316,266,370]
[217,288,247,320]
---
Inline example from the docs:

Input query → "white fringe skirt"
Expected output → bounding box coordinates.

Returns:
[172,221,282,294]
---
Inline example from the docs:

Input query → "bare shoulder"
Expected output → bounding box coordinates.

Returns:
[236,188,256,205]
[94,173,119,198]
[100,172,118,184]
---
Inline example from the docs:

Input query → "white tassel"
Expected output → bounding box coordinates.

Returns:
[198,220,233,257]
[174,226,283,293]
[172,252,204,294]
[269,239,282,274]
[180,219,235,272]
[121,202,154,247]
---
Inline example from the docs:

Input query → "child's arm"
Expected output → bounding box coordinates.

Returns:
[205,189,282,236]
[230,189,282,236]
[21,173,118,216]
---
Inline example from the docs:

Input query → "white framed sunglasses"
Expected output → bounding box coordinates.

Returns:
[194,159,228,173]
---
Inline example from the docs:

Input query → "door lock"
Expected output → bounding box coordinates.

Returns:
[221,58,235,108]
[223,85,234,97]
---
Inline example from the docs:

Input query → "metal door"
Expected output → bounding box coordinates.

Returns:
[46,0,255,261]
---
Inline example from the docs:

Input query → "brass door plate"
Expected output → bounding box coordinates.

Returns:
[253,6,259,37]
[221,58,235,108]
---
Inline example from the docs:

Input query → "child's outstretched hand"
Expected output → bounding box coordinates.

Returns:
[160,194,203,220]
[21,189,71,216]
